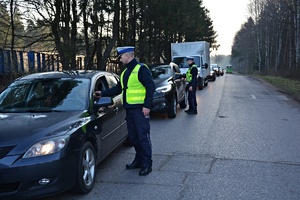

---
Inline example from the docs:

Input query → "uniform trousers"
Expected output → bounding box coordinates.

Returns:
[188,85,197,110]
[126,108,152,168]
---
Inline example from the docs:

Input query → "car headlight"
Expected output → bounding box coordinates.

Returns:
[23,136,69,158]
[155,85,172,93]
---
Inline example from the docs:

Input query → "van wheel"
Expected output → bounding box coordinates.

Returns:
[72,141,96,194]
[204,78,208,86]
[198,77,204,90]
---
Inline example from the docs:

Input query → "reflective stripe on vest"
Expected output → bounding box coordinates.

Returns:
[186,64,197,82]
[120,64,146,104]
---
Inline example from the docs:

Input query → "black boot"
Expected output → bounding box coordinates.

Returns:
[187,107,197,114]
[185,107,192,113]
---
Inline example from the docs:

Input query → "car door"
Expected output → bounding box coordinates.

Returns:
[106,74,126,139]
[172,63,186,102]
[93,74,125,160]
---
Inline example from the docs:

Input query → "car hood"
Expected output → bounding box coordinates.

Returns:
[0,111,89,146]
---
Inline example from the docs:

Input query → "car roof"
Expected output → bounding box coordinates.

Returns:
[18,70,114,80]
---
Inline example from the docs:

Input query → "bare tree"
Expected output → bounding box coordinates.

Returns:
[4,0,218,73]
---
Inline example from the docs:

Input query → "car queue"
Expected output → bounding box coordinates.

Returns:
[149,61,226,118]
[0,56,227,199]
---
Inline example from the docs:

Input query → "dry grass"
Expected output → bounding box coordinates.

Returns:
[255,75,300,101]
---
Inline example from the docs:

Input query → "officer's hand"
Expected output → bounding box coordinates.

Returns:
[189,86,193,91]
[93,91,102,98]
[142,107,150,118]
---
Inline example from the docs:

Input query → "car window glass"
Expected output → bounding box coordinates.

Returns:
[0,78,90,111]
[106,75,118,88]
[0,80,30,107]
[95,78,106,91]
[151,66,171,79]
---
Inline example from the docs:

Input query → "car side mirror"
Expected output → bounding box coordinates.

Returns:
[203,63,208,69]
[94,97,113,108]
[174,72,183,79]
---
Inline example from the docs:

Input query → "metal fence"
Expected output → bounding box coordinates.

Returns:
[0,49,65,91]
[0,48,121,91]
[0,48,62,74]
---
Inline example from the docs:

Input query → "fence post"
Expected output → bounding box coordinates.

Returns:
[56,54,60,71]
[0,49,3,74]
[37,53,41,72]
[19,51,24,73]
[42,53,46,71]
[51,55,54,71]
[12,50,18,73]
[4,50,12,73]
[28,51,35,72]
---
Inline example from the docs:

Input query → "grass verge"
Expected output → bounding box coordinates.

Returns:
[254,75,300,102]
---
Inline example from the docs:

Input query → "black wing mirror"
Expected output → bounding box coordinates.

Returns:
[174,72,184,79]
[94,97,113,108]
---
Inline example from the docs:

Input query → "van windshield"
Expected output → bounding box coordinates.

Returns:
[172,57,200,68]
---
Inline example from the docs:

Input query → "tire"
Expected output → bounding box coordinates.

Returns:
[179,91,187,108]
[73,141,96,194]
[204,78,208,86]
[167,94,177,118]
[198,77,204,90]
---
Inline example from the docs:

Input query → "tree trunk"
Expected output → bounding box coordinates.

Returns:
[10,0,17,73]
[71,0,77,69]
[99,0,120,71]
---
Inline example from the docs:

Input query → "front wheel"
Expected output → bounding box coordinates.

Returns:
[179,91,187,108]
[72,141,96,194]
[167,94,177,118]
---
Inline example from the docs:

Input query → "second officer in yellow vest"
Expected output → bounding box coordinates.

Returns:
[94,46,155,176]
[185,56,198,114]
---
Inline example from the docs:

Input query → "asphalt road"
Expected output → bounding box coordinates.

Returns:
[45,73,300,200]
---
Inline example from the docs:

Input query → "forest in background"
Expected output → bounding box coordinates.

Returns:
[0,0,217,73]
[232,0,300,79]
[1,0,300,83]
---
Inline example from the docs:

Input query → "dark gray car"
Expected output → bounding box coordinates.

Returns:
[0,70,127,199]
[150,63,187,118]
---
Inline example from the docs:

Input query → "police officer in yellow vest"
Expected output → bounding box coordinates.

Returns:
[94,46,155,176]
[185,56,198,114]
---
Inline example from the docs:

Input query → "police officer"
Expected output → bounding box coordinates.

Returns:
[185,56,198,114]
[94,46,155,176]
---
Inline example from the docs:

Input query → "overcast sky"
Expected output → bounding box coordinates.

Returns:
[202,0,250,55]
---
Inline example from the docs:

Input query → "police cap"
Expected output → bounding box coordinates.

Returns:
[116,46,135,57]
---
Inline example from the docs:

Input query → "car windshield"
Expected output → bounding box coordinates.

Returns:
[0,78,90,112]
[211,64,218,69]
[151,66,172,79]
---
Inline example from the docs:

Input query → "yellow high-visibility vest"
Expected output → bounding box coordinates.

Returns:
[186,64,197,82]
[120,64,146,104]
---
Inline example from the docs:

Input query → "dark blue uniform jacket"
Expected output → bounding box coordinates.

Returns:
[102,58,155,109]
[188,62,198,88]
